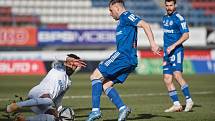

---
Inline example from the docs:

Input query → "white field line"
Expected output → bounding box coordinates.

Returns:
[0,91,214,102]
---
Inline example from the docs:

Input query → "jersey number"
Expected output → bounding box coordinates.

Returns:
[181,22,187,30]
[128,14,137,22]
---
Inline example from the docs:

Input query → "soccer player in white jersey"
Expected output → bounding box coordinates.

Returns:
[162,0,194,112]
[6,54,86,121]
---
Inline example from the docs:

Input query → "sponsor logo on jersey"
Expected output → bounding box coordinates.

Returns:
[163,29,174,33]
[116,31,122,36]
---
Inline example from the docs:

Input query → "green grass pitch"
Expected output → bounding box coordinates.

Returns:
[0,74,215,121]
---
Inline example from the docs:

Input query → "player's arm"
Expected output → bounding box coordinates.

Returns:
[137,20,160,55]
[167,15,189,54]
[167,32,189,54]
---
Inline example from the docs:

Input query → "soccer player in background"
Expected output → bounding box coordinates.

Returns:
[86,0,160,121]
[162,0,194,112]
[6,54,86,121]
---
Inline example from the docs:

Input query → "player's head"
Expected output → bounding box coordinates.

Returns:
[65,54,80,76]
[165,0,176,15]
[109,0,125,20]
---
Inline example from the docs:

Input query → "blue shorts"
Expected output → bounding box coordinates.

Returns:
[98,52,136,84]
[163,49,184,74]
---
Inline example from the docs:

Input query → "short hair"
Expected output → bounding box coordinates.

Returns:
[165,0,176,4]
[67,54,80,59]
[109,0,125,7]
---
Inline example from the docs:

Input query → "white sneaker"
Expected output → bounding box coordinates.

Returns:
[164,105,182,112]
[184,101,194,112]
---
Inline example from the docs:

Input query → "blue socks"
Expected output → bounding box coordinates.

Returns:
[91,80,125,112]
[105,87,125,110]
[92,79,102,112]
[16,98,53,107]
[181,84,191,100]
[168,90,180,105]
[169,84,192,105]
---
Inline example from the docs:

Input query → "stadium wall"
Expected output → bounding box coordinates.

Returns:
[0,27,209,47]
[0,27,215,75]
[0,50,215,75]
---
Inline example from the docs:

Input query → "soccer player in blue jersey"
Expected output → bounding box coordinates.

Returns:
[162,0,194,112]
[86,0,160,121]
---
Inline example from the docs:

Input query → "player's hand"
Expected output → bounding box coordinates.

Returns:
[65,57,87,68]
[162,61,167,66]
[151,44,161,56]
[167,44,176,54]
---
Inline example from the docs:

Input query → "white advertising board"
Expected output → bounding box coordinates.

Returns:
[0,50,115,61]
[137,27,206,47]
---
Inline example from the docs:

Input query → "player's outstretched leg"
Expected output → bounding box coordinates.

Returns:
[86,111,102,121]
[104,86,131,121]
[118,106,131,121]
[7,98,53,113]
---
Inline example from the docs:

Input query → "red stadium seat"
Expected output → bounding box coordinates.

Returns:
[0,15,40,24]
[46,23,68,29]
[191,0,215,15]
[0,6,12,15]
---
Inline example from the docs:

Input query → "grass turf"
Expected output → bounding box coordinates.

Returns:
[0,74,215,121]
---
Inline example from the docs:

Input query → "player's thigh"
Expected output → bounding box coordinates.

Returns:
[99,61,133,81]
[163,61,173,75]
[163,74,173,84]
[31,105,52,114]
[173,71,187,86]
[171,50,184,72]
[28,86,44,99]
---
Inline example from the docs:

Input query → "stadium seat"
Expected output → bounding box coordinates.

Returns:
[0,15,40,24]
[0,6,11,15]
[0,0,214,28]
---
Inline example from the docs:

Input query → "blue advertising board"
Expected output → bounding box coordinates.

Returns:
[192,60,215,74]
[38,29,115,45]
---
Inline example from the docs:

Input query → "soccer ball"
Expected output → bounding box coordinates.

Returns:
[59,107,75,121]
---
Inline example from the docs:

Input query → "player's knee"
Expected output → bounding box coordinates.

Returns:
[90,73,96,80]
[173,72,183,81]
[103,81,114,91]
[90,69,103,81]
[174,75,181,81]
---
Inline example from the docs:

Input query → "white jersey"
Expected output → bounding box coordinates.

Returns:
[28,61,71,100]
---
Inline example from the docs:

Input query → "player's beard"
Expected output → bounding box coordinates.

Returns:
[167,8,176,15]
[66,67,75,76]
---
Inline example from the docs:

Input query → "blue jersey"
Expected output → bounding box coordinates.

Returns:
[116,11,141,65]
[162,12,189,53]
